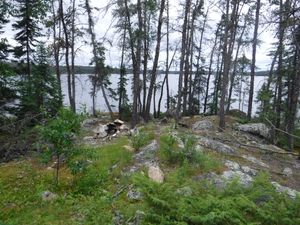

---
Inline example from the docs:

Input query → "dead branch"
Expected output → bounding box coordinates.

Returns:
[265,117,300,141]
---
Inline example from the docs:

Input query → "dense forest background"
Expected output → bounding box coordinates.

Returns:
[0,0,299,150]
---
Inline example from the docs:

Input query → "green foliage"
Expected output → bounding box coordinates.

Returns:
[132,172,300,225]
[0,62,16,110]
[131,131,150,151]
[41,107,83,183]
[161,134,221,172]
[42,108,82,154]
[18,44,61,118]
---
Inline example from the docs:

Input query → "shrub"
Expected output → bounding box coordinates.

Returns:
[131,131,149,151]
[41,107,83,184]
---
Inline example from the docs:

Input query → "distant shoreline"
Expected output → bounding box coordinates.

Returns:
[57,66,269,77]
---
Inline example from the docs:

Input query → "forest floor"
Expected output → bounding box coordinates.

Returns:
[1,115,300,224]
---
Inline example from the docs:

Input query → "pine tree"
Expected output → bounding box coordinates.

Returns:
[12,0,47,78]
[18,44,61,117]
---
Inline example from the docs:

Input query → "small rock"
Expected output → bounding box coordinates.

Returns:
[237,123,270,139]
[283,167,293,177]
[176,186,193,197]
[41,190,57,201]
[271,181,300,199]
[148,165,164,183]
[192,120,214,131]
[113,211,124,225]
[127,189,142,201]
[198,137,235,154]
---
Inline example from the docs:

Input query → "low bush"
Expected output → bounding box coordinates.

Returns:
[131,131,150,151]
[133,172,300,225]
[161,133,221,172]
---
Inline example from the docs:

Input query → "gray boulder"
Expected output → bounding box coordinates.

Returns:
[148,165,164,183]
[198,137,235,154]
[271,181,300,199]
[225,160,257,176]
[222,170,253,187]
[237,123,270,139]
[134,140,158,167]
[93,124,108,138]
[192,120,214,131]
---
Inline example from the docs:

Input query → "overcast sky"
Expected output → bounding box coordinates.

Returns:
[87,0,277,70]
[2,0,277,71]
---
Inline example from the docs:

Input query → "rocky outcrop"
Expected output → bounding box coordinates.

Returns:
[236,123,271,139]
[134,140,159,168]
[242,155,269,168]
[192,120,214,131]
[198,137,235,154]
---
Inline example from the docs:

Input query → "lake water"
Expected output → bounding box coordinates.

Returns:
[61,73,267,115]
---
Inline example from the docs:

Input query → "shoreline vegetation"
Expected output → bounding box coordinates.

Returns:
[56,65,269,76]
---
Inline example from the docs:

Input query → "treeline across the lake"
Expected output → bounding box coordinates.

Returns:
[0,0,299,150]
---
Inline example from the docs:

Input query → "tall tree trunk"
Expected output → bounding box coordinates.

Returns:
[144,0,166,122]
[286,25,300,150]
[118,26,127,117]
[59,0,73,112]
[52,0,62,106]
[70,0,76,112]
[124,0,142,127]
[275,0,285,130]
[142,2,150,116]
[182,17,191,115]
[165,0,170,111]
[85,0,114,119]
[247,0,260,119]
[176,0,191,122]
[219,0,231,130]
[212,37,223,115]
